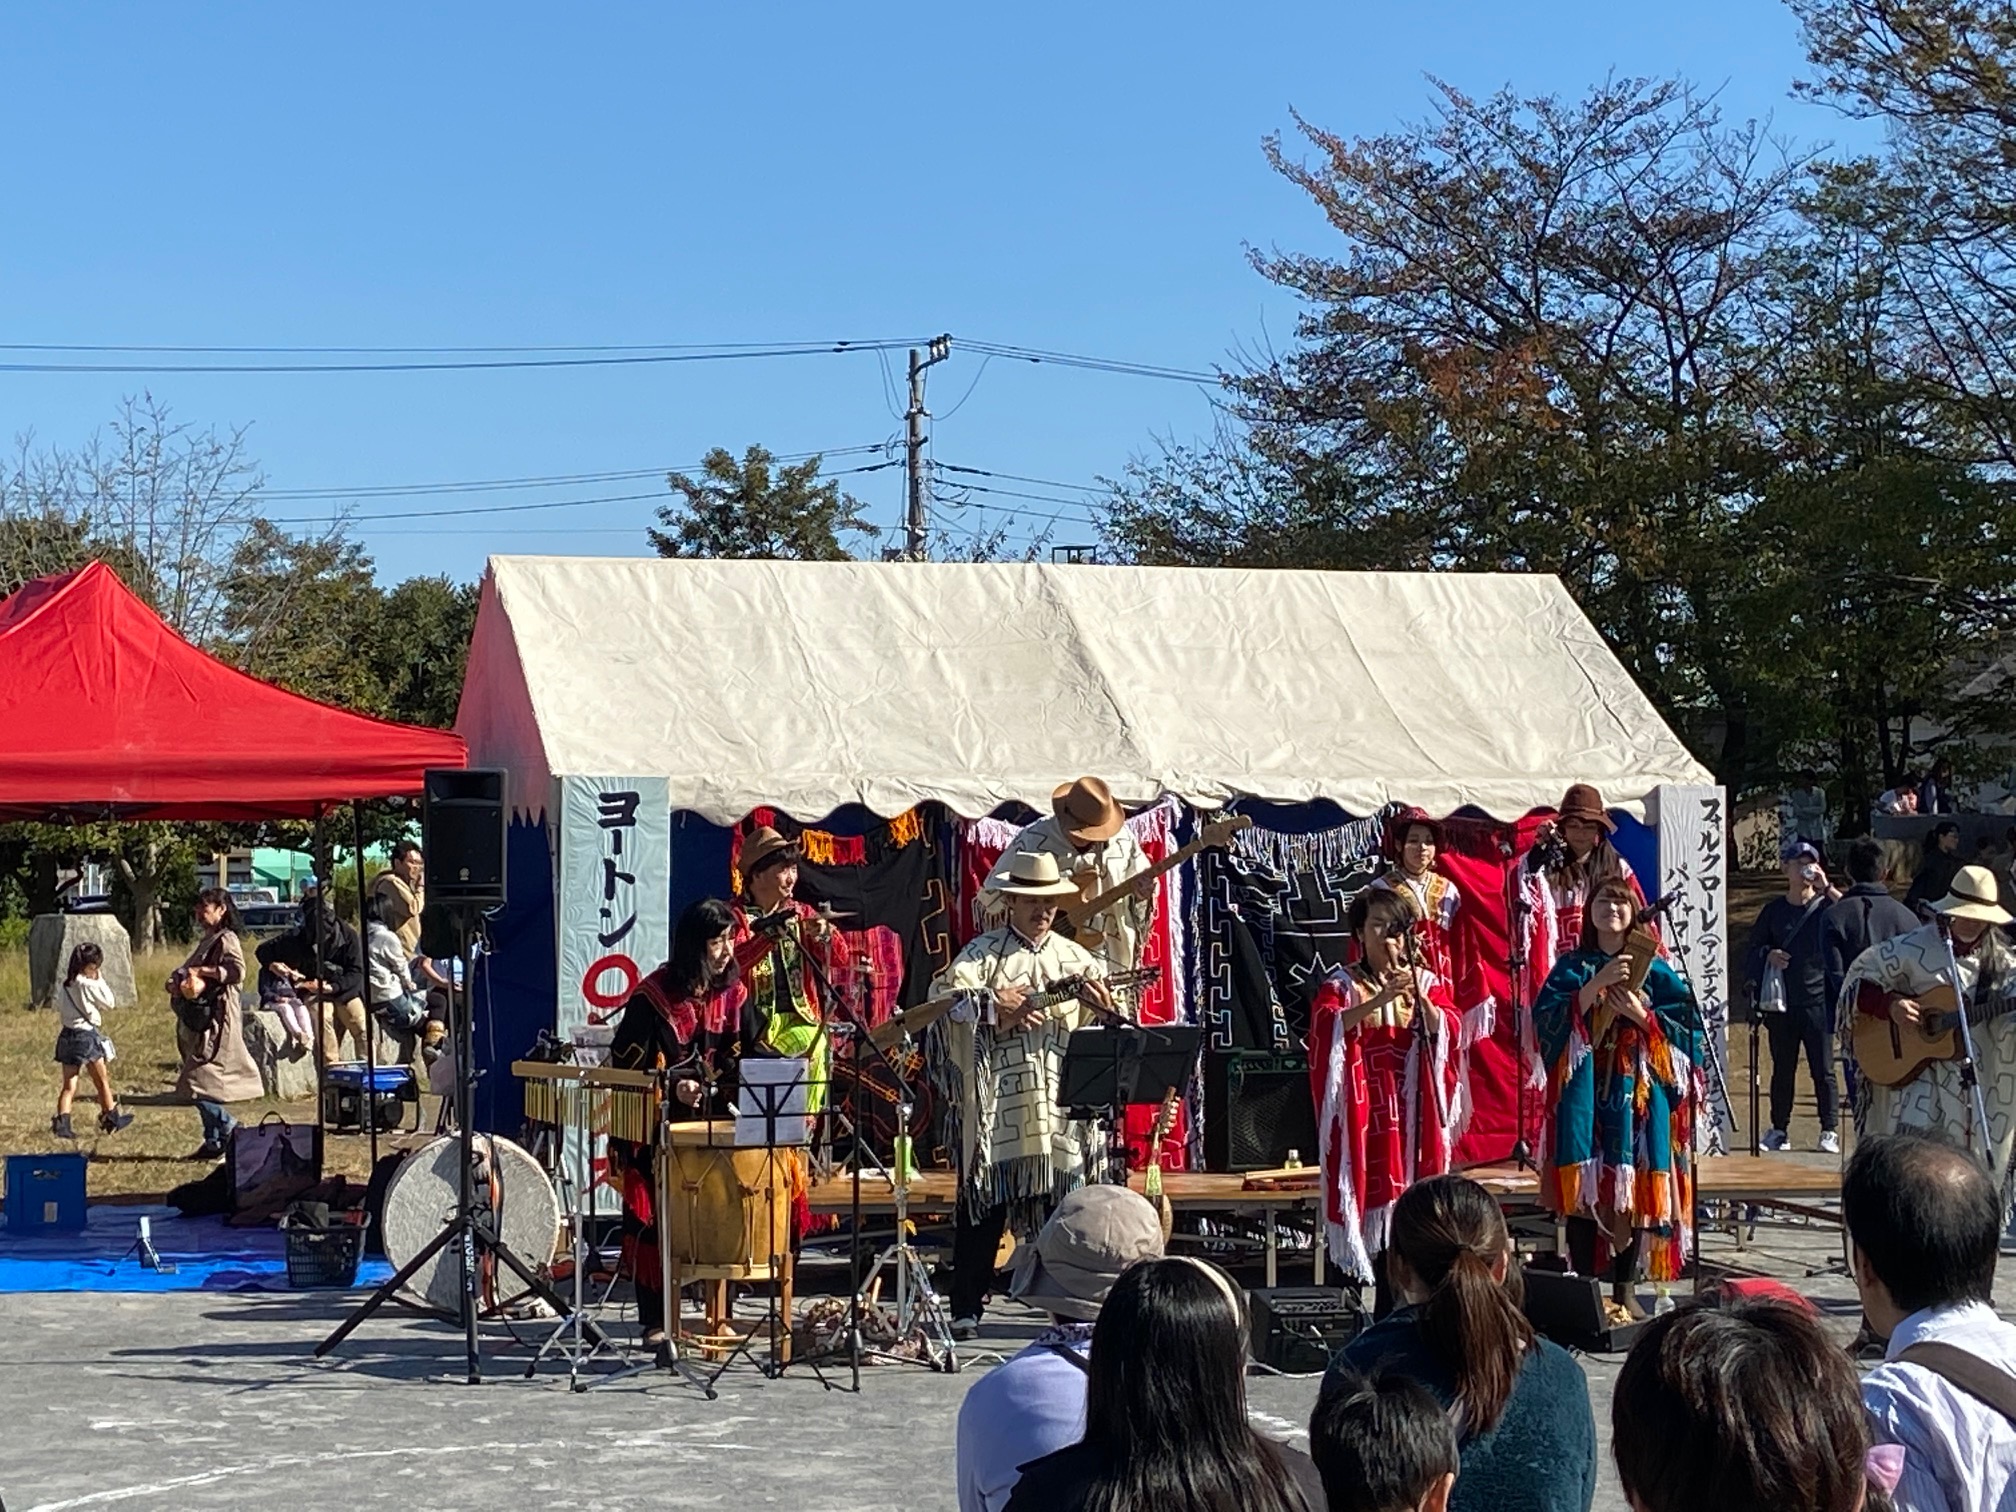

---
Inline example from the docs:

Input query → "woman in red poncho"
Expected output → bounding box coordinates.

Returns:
[1309,886,1463,1314]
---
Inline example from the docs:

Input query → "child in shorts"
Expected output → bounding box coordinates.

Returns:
[52,943,135,1139]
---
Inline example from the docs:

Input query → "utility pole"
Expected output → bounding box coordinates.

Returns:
[905,334,952,559]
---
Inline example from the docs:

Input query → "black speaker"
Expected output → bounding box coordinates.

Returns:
[1247,1287,1365,1372]
[423,768,506,907]
[1204,1049,1317,1172]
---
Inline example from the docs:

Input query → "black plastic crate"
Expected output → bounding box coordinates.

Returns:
[283,1211,370,1288]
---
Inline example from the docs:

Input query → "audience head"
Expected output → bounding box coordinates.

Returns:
[1846,838,1889,886]
[1931,820,1961,855]
[1008,1183,1164,1322]
[1081,1256,1305,1512]
[1842,1131,1999,1336]
[1384,1174,1533,1437]
[1310,1368,1458,1512]
[1613,1298,1869,1512]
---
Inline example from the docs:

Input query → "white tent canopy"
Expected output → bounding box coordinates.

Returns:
[454,556,1711,824]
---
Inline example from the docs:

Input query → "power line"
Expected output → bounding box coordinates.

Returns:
[959,339,1220,385]
[934,461,1107,495]
[257,444,892,501]
[936,482,1107,528]
[0,338,930,375]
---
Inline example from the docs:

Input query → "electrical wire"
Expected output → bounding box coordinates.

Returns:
[959,339,1220,385]
[0,338,930,375]
[256,444,892,501]
[933,461,1105,495]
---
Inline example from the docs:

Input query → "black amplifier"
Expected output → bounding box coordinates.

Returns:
[1247,1286,1365,1373]
[1204,1049,1318,1172]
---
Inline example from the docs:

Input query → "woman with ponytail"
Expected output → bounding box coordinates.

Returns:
[1331,1174,1596,1512]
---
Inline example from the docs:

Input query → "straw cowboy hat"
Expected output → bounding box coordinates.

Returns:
[1008,1184,1165,1322]
[1052,776,1127,846]
[739,825,800,880]
[1932,864,2015,926]
[1556,783,1617,833]
[994,851,1082,899]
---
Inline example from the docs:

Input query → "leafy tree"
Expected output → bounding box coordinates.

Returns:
[649,445,879,560]
[374,574,480,728]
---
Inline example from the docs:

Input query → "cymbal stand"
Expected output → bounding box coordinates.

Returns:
[849,1073,960,1373]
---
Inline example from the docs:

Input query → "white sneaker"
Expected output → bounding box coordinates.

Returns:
[1761,1129,1789,1152]
[1819,1131,1841,1155]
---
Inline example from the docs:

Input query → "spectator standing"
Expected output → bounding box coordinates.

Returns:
[1906,823,1967,917]
[1824,840,1923,1014]
[370,840,425,955]
[1331,1174,1595,1512]
[1920,759,1960,817]
[1003,1257,1324,1512]
[1847,1132,2016,1512]
[50,942,133,1139]
[1745,841,1845,1153]
[955,1185,1165,1512]
[1310,1368,1459,1512]
[173,889,261,1160]
[1786,769,1831,850]
[1613,1297,1889,1512]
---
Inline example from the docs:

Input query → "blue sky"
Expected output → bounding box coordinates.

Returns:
[0,3,1859,585]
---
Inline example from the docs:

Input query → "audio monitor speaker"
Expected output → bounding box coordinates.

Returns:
[422,768,506,908]
[1204,1049,1318,1173]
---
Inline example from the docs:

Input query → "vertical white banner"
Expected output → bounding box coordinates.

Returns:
[1654,783,1733,1149]
[557,775,672,1036]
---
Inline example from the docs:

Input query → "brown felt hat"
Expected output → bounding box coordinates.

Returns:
[1052,776,1127,846]
[1556,783,1616,833]
[1383,805,1444,861]
[739,825,800,881]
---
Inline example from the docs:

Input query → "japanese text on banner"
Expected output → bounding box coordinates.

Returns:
[558,776,671,1036]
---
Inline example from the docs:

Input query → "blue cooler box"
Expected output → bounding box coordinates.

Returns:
[5,1152,89,1232]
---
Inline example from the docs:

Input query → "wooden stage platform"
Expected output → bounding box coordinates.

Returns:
[806,1156,1841,1286]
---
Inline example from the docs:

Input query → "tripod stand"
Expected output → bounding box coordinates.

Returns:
[317,913,599,1381]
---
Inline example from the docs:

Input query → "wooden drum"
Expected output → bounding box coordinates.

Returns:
[663,1122,794,1278]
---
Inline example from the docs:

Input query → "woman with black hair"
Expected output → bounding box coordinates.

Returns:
[1005,1256,1323,1512]
[173,888,261,1161]
[608,897,763,1356]
[1310,886,1463,1308]
[1332,1174,1596,1512]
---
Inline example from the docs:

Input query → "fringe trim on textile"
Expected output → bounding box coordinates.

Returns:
[1461,998,1496,1049]
[1235,807,1396,876]
[1438,1008,1469,1148]
[1362,1200,1396,1260]
[1547,1158,1603,1218]
[1319,1012,1373,1284]
[1518,867,1555,1091]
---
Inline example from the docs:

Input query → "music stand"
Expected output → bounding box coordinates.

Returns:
[1059,1024,1202,1184]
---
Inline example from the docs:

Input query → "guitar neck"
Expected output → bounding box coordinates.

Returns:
[1028,968,1157,1012]
[1065,841,1205,926]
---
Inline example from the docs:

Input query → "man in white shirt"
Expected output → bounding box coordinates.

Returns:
[953,1185,1165,1512]
[1848,1131,2016,1512]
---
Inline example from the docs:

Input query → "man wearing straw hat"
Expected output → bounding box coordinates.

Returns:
[1841,865,2016,1219]
[983,776,1155,970]
[933,849,1115,1338]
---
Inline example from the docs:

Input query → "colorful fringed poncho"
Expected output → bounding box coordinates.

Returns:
[1309,967,1465,1283]
[1534,951,1701,1282]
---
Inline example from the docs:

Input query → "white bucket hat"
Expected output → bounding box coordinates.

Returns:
[994,850,1081,899]
[1932,864,2015,927]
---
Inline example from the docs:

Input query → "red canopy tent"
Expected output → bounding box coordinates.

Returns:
[0,561,465,819]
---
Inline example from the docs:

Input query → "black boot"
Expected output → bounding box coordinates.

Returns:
[99,1105,134,1134]
[51,1113,76,1140]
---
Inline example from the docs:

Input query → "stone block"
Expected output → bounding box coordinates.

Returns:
[27,913,137,1010]
[243,1005,317,1101]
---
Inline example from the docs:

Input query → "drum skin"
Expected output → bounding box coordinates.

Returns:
[381,1134,561,1311]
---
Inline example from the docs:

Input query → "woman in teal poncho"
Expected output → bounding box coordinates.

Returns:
[1533,877,1701,1310]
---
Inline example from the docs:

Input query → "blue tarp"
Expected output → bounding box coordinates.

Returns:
[0,1204,393,1294]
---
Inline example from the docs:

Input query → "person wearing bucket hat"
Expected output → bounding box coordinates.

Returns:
[932,849,1116,1337]
[1373,806,1464,988]
[954,1185,1165,1512]
[1841,864,2016,1220]
[982,777,1155,970]
[728,823,849,1115]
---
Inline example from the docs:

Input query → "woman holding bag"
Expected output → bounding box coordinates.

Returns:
[173,888,262,1162]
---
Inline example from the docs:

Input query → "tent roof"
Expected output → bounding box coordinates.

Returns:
[0,561,467,820]
[455,556,1711,824]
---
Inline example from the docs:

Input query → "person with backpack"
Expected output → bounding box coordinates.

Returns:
[50,942,133,1139]
[1744,840,1844,1153]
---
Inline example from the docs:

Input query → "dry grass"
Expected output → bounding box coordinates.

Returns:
[0,945,381,1199]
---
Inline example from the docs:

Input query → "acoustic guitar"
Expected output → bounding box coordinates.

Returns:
[868,967,1163,1052]
[1058,814,1254,956]
[1140,1087,1181,1245]
[1852,984,1964,1089]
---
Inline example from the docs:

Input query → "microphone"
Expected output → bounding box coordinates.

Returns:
[1634,891,1681,927]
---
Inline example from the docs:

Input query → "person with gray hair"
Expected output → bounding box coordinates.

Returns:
[955,1184,1164,1512]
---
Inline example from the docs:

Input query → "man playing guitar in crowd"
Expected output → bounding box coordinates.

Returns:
[982,775,1155,969]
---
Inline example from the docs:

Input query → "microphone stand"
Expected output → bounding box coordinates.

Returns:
[1937,916,1994,1166]
[1501,839,1535,1169]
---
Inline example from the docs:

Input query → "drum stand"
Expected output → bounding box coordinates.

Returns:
[318,917,598,1383]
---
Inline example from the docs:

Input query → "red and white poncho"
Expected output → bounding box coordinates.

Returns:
[1372,869,1463,987]
[1308,967,1464,1283]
